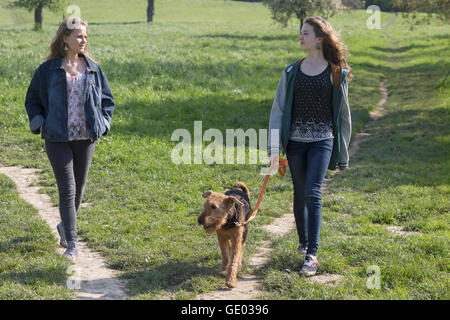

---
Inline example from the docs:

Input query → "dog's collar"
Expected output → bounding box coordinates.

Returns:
[222,213,240,230]
[222,202,244,230]
[220,193,248,230]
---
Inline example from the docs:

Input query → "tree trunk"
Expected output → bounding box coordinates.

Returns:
[34,2,43,30]
[296,10,306,33]
[147,0,155,22]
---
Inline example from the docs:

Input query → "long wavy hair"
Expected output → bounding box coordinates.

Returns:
[45,18,97,63]
[303,16,352,82]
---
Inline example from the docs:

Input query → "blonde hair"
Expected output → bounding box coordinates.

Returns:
[45,18,97,63]
[303,16,352,82]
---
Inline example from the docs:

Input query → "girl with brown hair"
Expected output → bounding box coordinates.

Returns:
[268,16,352,276]
[25,18,115,262]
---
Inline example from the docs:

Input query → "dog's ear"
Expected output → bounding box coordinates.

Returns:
[223,196,236,211]
[202,190,213,198]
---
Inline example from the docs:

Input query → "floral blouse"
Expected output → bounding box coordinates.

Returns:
[66,67,90,141]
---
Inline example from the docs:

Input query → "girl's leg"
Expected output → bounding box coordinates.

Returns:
[286,140,309,247]
[45,140,78,242]
[304,139,333,256]
[71,140,95,213]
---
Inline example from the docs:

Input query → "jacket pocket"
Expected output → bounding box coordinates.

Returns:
[30,115,45,134]
[93,105,106,136]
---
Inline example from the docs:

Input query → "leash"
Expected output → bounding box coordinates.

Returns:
[236,158,288,227]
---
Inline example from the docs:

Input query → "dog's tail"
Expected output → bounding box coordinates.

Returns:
[233,182,250,198]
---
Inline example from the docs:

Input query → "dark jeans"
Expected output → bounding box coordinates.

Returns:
[45,140,95,242]
[286,138,333,256]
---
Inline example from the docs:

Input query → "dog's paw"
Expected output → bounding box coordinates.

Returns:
[226,279,238,288]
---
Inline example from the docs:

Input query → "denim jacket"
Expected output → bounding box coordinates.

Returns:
[268,58,351,170]
[25,54,115,142]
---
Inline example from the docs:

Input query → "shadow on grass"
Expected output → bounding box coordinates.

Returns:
[111,93,273,140]
[105,59,283,84]
[123,261,222,297]
[0,268,68,286]
[0,236,39,253]
[370,44,449,67]
[370,44,430,53]
[194,33,298,42]
[105,52,388,141]
[338,105,449,191]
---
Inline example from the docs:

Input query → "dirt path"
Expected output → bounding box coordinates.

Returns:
[197,80,389,300]
[0,166,129,300]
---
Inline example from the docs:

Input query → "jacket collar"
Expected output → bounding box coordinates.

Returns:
[49,53,98,72]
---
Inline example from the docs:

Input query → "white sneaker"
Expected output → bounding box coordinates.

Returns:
[63,241,79,263]
[300,254,318,276]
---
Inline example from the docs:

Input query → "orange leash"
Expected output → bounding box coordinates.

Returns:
[239,158,288,227]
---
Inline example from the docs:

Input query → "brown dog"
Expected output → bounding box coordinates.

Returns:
[197,182,252,288]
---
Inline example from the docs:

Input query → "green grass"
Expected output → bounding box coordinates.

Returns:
[0,174,73,299]
[0,0,271,25]
[0,0,448,299]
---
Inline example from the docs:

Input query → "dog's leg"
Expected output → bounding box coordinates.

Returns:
[237,226,248,271]
[217,232,230,277]
[226,228,243,288]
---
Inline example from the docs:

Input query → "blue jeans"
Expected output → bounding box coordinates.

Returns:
[286,138,333,256]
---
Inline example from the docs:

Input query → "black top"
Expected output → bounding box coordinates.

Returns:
[289,62,334,142]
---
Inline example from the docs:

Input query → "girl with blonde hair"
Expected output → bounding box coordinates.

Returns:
[25,18,115,262]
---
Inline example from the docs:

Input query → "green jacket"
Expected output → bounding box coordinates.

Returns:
[268,58,351,170]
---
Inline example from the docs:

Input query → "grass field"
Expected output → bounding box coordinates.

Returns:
[0,0,448,299]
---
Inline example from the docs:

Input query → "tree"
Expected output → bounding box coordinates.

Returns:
[263,0,344,31]
[8,0,67,30]
[147,0,155,22]
[364,0,397,11]
[393,0,449,27]
[341,0,365,9]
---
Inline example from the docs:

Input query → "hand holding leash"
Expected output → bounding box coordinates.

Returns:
[240,157,288,226]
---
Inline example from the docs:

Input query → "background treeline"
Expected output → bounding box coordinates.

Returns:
[236,0,447,14]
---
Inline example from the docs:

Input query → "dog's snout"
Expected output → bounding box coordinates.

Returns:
[198,214,205,225]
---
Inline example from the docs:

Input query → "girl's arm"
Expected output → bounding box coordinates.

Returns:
[268,70,287,157]
[98,66,115,135]
[339,75,351,169]
[25,67,45,134]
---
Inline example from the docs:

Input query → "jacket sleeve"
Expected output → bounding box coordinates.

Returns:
[98,66,115,135]
[25,67,45,134]
[339,75,351,168]
[268,70,287,156]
